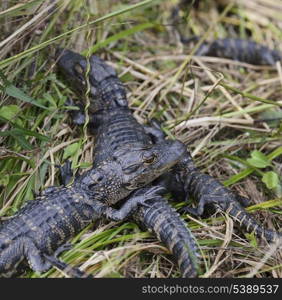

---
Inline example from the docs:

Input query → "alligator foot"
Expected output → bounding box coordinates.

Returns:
[0,237,52,277]
[53,243,73,258]
[103,186,164,222]
[43,254,93,278]
[57,160,74,186]
[42,239,92,278]
[143,118,166,143]
[180,194,210,217]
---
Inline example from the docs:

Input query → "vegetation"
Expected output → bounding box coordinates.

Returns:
[0,0,281,278]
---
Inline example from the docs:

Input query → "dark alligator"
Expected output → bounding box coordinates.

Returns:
[146,120,282,243]
[56,49,200,277]
[181,36,282,65]
[0,139,185,278]
[171,3,281,65]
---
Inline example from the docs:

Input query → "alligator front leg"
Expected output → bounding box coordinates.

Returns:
[57,160,74,186]
[101,186,164,222]
[64,98,102,133]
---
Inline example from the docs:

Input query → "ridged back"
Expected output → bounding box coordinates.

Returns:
[93,108,151,164]
[0,187,96,255]
[196,38,281,65]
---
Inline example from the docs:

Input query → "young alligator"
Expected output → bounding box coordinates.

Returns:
[171,4,281,65]
[147,120,282,243]
[181,36,282,65]
[56,49,200,277]
[0,140,185,278]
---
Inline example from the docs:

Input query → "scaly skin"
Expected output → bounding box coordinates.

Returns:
[0,140,184,278]
[146,119,282,243]
[185,37,282,65]
[56,49,151,165]
[171,7,281,65]
[132,198,199,277]
[57,49,200,277]
[172,151,282,243]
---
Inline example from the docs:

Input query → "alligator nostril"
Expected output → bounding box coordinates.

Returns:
[96,176,103,182]
[88,183,96,189]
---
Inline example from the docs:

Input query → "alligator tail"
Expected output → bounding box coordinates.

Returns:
[224,201,282,243]
[134,198,200,278]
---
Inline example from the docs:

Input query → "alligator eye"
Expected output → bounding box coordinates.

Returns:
[74,64,84,75]
[143,154,157,165]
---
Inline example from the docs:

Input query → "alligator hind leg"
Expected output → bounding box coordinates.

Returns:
[22,237,52,273]
[0,237,51,277]
[45,244,92,278]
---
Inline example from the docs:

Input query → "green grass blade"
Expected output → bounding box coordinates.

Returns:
[84,22,155,54]
[0,0,163,68]
[0,71,49,110]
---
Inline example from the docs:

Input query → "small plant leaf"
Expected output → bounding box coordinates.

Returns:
[77,162,92,169]
[0,105,20,120]
[0,70,48,110]
[244,232,258,248]
[262,171,279,189]
[0,174,9,186]
[246,150,270,168]
[63,142,80,160]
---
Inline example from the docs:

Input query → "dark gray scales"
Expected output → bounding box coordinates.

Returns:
[173,152,282,243]
[0,138,184,277]
[144,118,282,243]
[180,36,282,65]
[57,49,200,277]
[133,198,200,277]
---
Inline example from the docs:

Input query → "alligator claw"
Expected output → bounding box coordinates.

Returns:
[54,243,73,258]
[58,160,73,186]
[179,206,201,217]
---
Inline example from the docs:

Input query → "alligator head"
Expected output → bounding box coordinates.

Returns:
[56,48,128,111]
[74,139,186,205]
